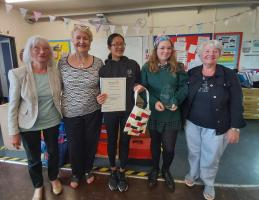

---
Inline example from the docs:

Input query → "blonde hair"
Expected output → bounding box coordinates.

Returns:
[71,24,93,42]
[148,39,178,74]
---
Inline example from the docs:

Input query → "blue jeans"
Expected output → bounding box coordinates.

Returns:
[185,120,228,186]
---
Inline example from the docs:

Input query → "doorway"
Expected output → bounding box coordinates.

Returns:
[0,35,18,104]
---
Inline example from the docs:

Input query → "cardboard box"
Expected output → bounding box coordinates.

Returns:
[242,88,259,96]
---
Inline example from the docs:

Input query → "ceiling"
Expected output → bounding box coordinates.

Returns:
[1,0,259,17]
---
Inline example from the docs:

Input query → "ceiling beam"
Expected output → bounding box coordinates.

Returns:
[27,1,259,22]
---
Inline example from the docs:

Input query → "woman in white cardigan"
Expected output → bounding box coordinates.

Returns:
[8,36,62,200]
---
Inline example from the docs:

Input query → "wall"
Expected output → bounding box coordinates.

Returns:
[1,4,259,69]
[0,4,32,66]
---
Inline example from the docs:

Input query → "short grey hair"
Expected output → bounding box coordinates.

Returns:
[23,35,53,66]
[197,40,223,57]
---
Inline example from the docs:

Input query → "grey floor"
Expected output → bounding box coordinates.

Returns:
[0,119,259,186]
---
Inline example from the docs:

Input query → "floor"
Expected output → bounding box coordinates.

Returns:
[0,162,259,200]
[0,119,259,199]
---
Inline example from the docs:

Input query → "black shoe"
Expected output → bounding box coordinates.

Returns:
[117,171,128,192]
[108,170,118,191]
[162,169,175,192]
[147,168,159,188]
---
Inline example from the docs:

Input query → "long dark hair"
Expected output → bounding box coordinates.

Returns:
[107,33,125,59]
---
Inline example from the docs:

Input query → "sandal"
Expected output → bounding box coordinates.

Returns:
[70,175,80,189]
[203,192,215,200]
[85,172,95,184]
[185,179,195,187]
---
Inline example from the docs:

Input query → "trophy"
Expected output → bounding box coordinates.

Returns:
[160,85,175,109]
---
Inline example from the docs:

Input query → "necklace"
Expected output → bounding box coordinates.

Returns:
[75,53,89,69]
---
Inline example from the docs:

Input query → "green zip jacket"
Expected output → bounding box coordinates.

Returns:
[141,62,188,131]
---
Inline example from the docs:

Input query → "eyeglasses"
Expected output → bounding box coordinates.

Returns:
[74,24,90,31]
[111,43,126,48]
[32,46,50,53]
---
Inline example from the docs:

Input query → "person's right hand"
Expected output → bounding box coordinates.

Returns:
[97,93,108,105]
[12,134,21,149]
[155,101,165,111]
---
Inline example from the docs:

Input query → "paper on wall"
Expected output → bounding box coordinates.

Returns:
[188,44,197,54]
[174,41,186,51]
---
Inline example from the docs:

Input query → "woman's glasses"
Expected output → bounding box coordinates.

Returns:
[111,43,126,48]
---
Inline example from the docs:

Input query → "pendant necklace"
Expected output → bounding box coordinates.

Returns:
[76,53,88,69]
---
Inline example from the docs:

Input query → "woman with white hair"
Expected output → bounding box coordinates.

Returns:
[8,36,62,200]
[183,40,246,200]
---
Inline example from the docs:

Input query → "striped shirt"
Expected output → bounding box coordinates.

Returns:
[59,56,103,118]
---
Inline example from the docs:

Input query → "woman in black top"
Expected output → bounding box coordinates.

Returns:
[97,33,143,192]
[183,40,246,200]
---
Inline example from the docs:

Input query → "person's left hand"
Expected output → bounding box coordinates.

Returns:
[169,104,178,111]
[134,84,145,93]
[226,128,240,144]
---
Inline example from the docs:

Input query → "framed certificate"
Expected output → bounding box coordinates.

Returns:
[100,77,126,112]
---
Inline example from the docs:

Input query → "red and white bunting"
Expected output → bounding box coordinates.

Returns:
[122,25,128,36]
[19,8,28,18]
[5,4,13,14]
[49,15,56,23]
[109,25,115,33]
[33,11,42,22]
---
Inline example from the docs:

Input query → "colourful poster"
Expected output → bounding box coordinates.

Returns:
[48,40,71,62]
[214,32,242,69]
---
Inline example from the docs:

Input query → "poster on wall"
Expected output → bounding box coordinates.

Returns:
[154,33,212,70]
[240,39,259,69]
[214,32,242,70]
[48,40,71,63]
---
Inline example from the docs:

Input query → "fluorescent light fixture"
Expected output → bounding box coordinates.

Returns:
[5,0,38,3]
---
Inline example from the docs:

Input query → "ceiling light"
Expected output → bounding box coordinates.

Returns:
[5,0,37,3]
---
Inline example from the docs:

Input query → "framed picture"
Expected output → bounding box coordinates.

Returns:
[48,40,71,62]
[214,32,243,70]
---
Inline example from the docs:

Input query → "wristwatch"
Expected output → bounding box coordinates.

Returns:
[231,128,240,133]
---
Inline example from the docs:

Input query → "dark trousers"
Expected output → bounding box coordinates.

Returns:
[103,112,131,169]
[21,125,59,188]
[149,129,178,170]
[64,110,102,178]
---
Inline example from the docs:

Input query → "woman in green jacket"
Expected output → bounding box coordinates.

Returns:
[141,35,188,192]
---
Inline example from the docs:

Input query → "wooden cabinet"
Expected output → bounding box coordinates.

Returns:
[242,88,259,119]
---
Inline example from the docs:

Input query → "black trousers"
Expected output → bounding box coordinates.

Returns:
[64,110,102,178]
[103,112,131,169]
[21,125,59,188]
[149,129,178,171]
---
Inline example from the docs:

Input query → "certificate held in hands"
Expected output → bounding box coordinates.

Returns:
[100,77,126,112]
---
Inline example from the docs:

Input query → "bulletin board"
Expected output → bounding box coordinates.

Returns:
[239,38,259,69]
[48,40,71,63]
[214,32,242,69]
[155,33,212,70]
